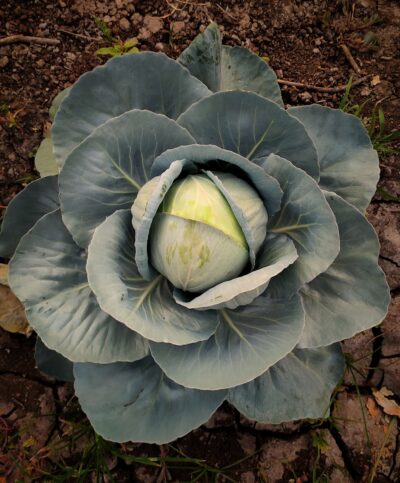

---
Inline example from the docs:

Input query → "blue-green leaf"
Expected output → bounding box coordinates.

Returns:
[150,294,304,390]
[177,91,319,179]
[86,209,219,344]
[178,22,222,92]
[228,344,345,423]
[151,144,282,217]
[174,234,297,310]
[35,337,74,382]
[0,176,59,258]
[220,46,283,106]
[59,110,195,248]
[288,105,379,212]
[298,192,390,348]
[74,356,226,444]
[52,52,211,168]
[9,210,148,363]
[178,23,283,106]
[132,161,184,281]
[35,136,59,177]
[262,154,340,296]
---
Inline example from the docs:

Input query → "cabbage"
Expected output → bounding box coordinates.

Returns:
[0,23,389,444]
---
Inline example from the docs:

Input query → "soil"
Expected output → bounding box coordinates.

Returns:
[0,0,400,481]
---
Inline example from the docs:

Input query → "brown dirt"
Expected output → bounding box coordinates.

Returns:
[1,0,400,481]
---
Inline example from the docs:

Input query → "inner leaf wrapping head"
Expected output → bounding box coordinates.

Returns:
[149,173,254,292]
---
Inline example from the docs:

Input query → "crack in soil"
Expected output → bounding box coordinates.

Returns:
[381,353,400,359]
[380,255,400,269]
[367,326,384,385]
[329,425,362,481]
[390,287,400,297]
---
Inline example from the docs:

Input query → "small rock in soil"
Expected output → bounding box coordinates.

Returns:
[119,17,130,31]
[171,21,186,35]
[0,56,9,68]
[143,15,163,34]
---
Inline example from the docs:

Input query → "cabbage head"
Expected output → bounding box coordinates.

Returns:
[0,23,390,444]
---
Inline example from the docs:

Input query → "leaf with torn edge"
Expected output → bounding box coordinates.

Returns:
[366,396,380,418]
[0,284,31,335]
[372,386,400,417]
[0,263,8,286]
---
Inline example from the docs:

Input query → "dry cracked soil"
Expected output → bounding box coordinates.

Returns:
[0,0,400,481]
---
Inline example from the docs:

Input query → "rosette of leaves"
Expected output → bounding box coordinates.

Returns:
[0,24,389,444]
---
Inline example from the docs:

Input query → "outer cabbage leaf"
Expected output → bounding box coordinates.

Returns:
[220,46,283,106]
[178,23,283,106]
[150,293,304,390]
[86,209,219,344]
[35,337,74,382]
[152,144,282,217]
[9,210,149,363]
[288,105,379,212]
[59,110,195,248]
[49,86,71,122]
[52,52,211,167]
[35,87,73,177]
[35,137,59,177]
[298,192,390,348]
[177,91,319,179]
[228,344,345,423]
[0,175,59,258]
[174,233,297,310]
[178,22,222,92]
[74,356,226,444]
[261,154,340,296]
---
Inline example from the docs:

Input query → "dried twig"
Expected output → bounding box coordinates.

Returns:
[57,28,101,42]
[160,0,186,19]
[0,34,60,46]
[340,43,362,74]
[216,3,238,21]
[277,75,370,93]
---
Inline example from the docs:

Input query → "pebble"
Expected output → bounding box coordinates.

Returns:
[65,52,76,61]
[143,15,163,34]
[171,21,186,34]
[299,91,312,102]
[119,17,130,31]
[0,56,9,68]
